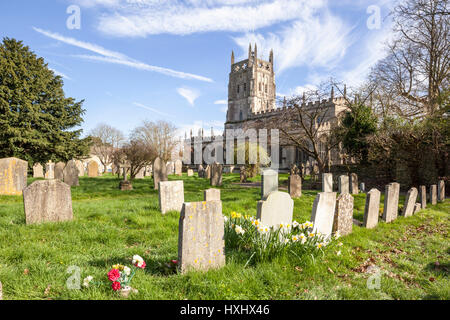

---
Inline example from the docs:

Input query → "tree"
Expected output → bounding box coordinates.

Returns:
[0,38,90,165]
[113,140,156,180]
[89,123,125,173]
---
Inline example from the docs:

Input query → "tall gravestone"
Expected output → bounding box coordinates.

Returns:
[153,157,168,190]
[438,180,445,202]
[261,169,278,200]
[333,193,354,236]
[63,160,79,187]
[33,163,44,178]
[210,162,223,187]
[166,162,175,175]
[288,174,302,198]
[0,157,28,195]
[382,182,400,223]
[310,192,337,238]
[401,187,418,217]
[175,160,183,176]
[87,161,99,177]
[54,162,65,181]
[204,165,211,179]
[338,175,349,194]
[198,164,204,178]
[363,188,381,229]
[45,162,55,179]
[350,173,358,194]
[360,183,366,193]
[75,160,84,177]
[159,181,184,214]
[430,185,437,205]
[322,173,333,192]
[178,201,225,273]
[204,188,220,201]
[23,180,73,225]
[257,191,293,228]
[419,185,427,209]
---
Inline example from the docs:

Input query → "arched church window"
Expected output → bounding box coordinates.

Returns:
[239,111,243,121]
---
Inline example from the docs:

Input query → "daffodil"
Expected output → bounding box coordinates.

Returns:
[292,235,299,242]
[235,225,245,235]
[292,221,299,228]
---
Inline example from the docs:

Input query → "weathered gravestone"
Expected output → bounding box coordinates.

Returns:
[178,200,225,273]
[63,160,79,187]
[23,180,73,225]
[333,193,354,236]
[135,167,145,179]
[54,162,65,181]
[310,192,337,238]
[338,175,349,194]
[288,174,302,198]
[175,160,183,176]
[322,173,333,192]
[153,157,168,190]
[198,164,204,178]
[0,157,28,195]
[87,161,99,177]
[350,173,359,194]
[261,169,278,199]
[257,191,294,228]
[210,162,223,187]
[45,161,55,179]
[187,169,194,177]
[382,182,400,223]
[204,188,220,201]
[430,185,437,205]
[224,166,235,174]
[401,187,418,217]
[159,181,184,214]
[166,162,175,175]
[239,166,247,183]
[419,185,427,209]
[33,163,44,178]
[360,183,366,193]
[363,188,381,229]
[413,203,421,214]
[438,180,445,202]
[204,165,211,179]
[75,160,84,177]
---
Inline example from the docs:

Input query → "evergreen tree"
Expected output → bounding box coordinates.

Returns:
[0,38,91,165]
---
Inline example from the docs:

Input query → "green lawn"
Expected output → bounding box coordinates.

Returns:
[0,173,448,300]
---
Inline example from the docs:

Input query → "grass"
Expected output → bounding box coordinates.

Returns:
[0,173,448,300]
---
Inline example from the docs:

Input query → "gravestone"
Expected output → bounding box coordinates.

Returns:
[210,162,223,187]
[175,160,183,176]
[350,173,358,194]
[332,193,354,236]
[310,192,337,238]
[438,180,445,202]
[360,183,366,193]
[261,169,278,200]
[45,161,55,179]
[55,162,65,180]
[166,162,175,175]
[187,169,194,177]
[338,175,349,194]
[75,160,84,177]
[382,182,400,223]
[159,180,184,214]
[119,166,132,190]
[153,157,168,190]
[419,185,427,209]
[198,164,204,178]
[0,157,28,195]
[87,161,99,177]
[178,200,225,273]
[204,188,220,201]
[363,188,381,229]
[239,166,247,183]
[322,173,333,192]
[135,167,145,179]
[23,180,73,225]
[111,164,118,175]
[204,165,211,179]
[413,203,421,214]
[288,174,302,198]
[257,191,294,228]
[430,185,437,205]
[401,187,418,217]
[146,165,152,177]
[224,166,235,174]
[63,160,79,187]
[33,163,44,178]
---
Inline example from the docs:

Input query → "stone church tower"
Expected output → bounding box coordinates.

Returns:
[226,44,276,126]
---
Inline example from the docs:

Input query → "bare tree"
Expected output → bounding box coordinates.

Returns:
[89,123,125,173]
[113,140,156,180]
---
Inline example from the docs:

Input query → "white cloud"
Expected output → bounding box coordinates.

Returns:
[177,87,200,106]
[33,27,213,82]
[133,102,174,117]
[214,100,227,104]
[49,68,72,80]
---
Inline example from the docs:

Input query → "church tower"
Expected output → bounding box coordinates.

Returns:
[226,44,276,126]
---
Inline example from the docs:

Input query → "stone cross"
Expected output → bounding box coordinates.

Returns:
[438,180,445,202]
[419,185,427,209]
[363,188,381,229]
[350,173,358,194]
[0,157,28,195]
[310,192,337,238]
[257,191,293,229]
[382,182,400,223]
[119,164,133,190]
[322,173,333,192]
[33,163,44,178]
[261,169,278,200]
[430,185,437,205]
[159,181,184,214]
[288,174,302,198]
[333,193,354,236]
[401,187,418,217]
[45,161,55,179]
[338,175,349,194]
[204,188,220,201]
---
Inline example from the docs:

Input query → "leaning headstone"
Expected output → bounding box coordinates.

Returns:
[322,173,333,192]
[204,165,211,179]
[401,187,418,217]
[63,160,79,187]
[23,180,73,225]
[204,188,220,201]
[382,182,400,223]
[413,203,421,214]
[332,193,354,236]
[438,180,445,202]
[210,162,223,187]
[0,157,28,195]
[198,164,204,178]
[363,188,381,229]
[33,163,44,178]
[261,169,278,199]
[153,157,168,190]
[159,181,184,214]
[135,167,145,179]
[175,160,183,176]
[350,173,358,194]
[338,175,349,194]
[310,192,337,238]
[419,185,427,209]
[430,185,437,205]
[87,161,99,177]
[45,161,55,179]
[54,162,65,181]
[187,169,194,177]
[257,191,294,228]
[178,200,225,273]
[288,174,302,198]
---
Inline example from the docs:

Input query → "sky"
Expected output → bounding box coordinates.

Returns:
[0,0,396,138]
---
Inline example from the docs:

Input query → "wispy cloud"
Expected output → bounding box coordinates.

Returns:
[214,100,227,105]
[133,102,174,117]
[33,27,213,82]
[49,68,72,80]
[177,87,200,106]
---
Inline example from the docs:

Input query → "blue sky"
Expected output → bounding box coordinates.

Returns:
[0,0,395,138]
